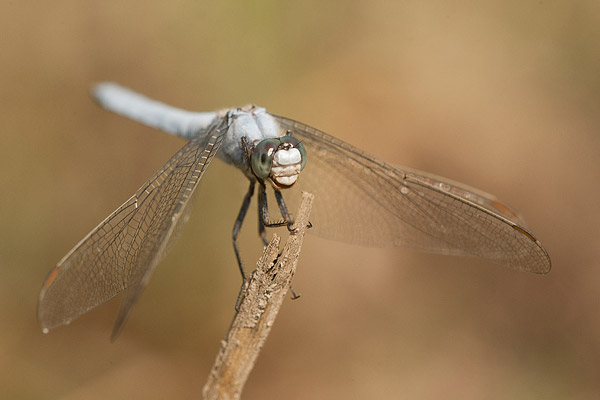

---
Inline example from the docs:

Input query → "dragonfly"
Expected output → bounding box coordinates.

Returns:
[38,83,551,339]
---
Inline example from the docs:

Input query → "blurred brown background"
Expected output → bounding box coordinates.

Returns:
[1,1,599,399]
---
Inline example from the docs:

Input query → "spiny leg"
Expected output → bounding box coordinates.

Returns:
[275,187,313,231]
[232,180,258,311]
[289,285,301,300]
[258,182,303,300]
[274,187,293,229]
[258,181,289,228]
[233,180,256,283]
[258,196,268,247]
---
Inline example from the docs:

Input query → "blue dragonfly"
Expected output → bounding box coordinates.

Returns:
[38,83,551,338]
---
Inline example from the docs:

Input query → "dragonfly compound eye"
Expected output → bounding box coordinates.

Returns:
[279,136,306,171]
[251,138,279,179]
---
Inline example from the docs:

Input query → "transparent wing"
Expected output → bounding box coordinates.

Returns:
[272,115,551,274]
[38,119,227,337]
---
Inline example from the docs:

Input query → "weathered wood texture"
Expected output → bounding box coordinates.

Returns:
[202,192,314,400]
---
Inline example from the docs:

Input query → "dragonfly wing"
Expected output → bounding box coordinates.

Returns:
[38,119,227,336]
[272,115,551,274]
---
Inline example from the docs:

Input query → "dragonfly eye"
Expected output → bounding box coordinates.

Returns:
[279,136,307,171]
[251,138,279,179]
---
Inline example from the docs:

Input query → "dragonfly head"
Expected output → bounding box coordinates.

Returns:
[250,136,307,188]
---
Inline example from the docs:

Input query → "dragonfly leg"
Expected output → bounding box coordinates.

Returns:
[275,188,313,231]
[257,182,268,246]
[289,285,301,300]
[258,183,305,302]
[234,279,249,313]
[258,206,269,246]
[274,188,293,230]
[233,180,256,282]
[258,182,288,228]
[233,180,257,313]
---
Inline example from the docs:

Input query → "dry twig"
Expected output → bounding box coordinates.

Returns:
[202,191,314,400]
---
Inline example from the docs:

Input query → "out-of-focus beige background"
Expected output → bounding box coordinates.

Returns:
[1,1,599,399]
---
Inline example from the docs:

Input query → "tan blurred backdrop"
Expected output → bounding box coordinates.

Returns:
[1,1,599,399]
